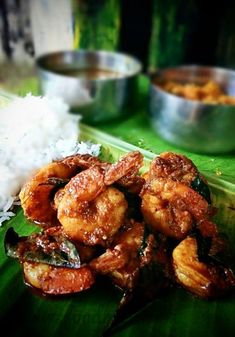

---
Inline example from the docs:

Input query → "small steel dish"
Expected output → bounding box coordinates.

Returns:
[36,50,142,124]
[149,65,235,154]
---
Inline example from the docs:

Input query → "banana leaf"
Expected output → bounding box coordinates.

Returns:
[1,94,235,336]
[82,124,235,336]
[0,209,122,337]
[72,0,120,51]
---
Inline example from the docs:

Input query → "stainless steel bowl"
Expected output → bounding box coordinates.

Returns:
[149,65,235,154]
[36,50,142,124]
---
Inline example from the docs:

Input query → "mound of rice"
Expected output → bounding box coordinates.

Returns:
[0,94,100,225]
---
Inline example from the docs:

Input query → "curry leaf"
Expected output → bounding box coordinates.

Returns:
[191,175,211,204]
[4,227,81,268]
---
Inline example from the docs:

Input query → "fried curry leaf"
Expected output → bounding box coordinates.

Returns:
[194,230,235,275]
[191,175,211,204]
[105,229,169,336]
[194,230,212,262]
[104,260,169,337]
[4,227,81,268]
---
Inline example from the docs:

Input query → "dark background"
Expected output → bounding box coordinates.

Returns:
[119,0,233,71]
[0,0,235,71]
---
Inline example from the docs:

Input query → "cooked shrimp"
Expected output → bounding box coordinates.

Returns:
[141,178,210,239]
[57,152,143,246]
[60,154,103,169]
[19,154,101,226]
[147,152,199,185]
[23,261,94,295]
[57,165,127,245]
[90,220,157,290]
[53,188,65,211]
[90,221,145,274]
[104,151,143,186]
[173,236,235,298]
[105,151,144,194]
[108,232,157,290]
[89,245,129,274]
[197,219,218,238]
[146,152,212,205]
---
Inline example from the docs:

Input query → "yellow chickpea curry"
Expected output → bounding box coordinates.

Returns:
[157,80,235,105]
[5,151,235,299]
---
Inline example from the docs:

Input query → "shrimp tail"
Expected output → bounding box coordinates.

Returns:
[104,151,144,185]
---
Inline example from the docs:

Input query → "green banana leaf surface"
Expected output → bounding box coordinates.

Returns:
[0,124,234,337]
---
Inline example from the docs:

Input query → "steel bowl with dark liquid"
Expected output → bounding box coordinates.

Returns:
[36,50,142,124]
[149,65,235,154]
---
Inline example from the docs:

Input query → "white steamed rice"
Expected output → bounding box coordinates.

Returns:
[0,94,100,225]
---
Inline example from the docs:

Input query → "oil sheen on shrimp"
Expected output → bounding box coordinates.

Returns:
[141,178,210,239]
[147,152,199,185]
[57,152,143,246]
[90,221,145,274]
[90,220,159,290]
[173,237,235,298]
[19,154,101,226]
[57,165,127,245]
[23,261,94,295]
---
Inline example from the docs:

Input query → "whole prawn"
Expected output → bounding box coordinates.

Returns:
[57,151,144,246]
[19,154,102,226]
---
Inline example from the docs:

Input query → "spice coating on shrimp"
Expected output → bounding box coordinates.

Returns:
[90,220,159,290]
[90,221,145,275]
[58,166,128,245]
[104,151,143,185]
[148,152,199,184]
[57,152,143,246]
[141,178,210,239]
[9,150,235,300]
[19,162,76,226]
[173,237,235,298]
[19,154,102,226]
[23,261,95,295]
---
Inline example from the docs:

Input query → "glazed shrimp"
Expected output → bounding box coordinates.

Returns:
[23,261,95,295]
[57,165,127,245]
[147,152,199,185]
[90,221,145,273]
[90,220,148,289]
[19,154,102,226]
[7,225,96,295]
[111,150,145,195]
[173,236,235,298]
[141,178,210,239]
[57,152,143,246]
[105,151,143,186]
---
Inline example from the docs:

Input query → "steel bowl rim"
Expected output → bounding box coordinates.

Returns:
[36,49,143,82]
[149,64,235,109]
